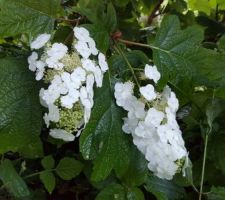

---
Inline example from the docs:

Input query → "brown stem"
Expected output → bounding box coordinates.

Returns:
[147,0,164,24]
[116,38,150,48]
[57,17,83,25]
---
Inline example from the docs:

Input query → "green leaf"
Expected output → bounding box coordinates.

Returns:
[82,24,110,53]
[187,0,216,15]
[126,187,145,200]
[55,157,83,180]
[74,0,102,23]
[145,175,185,200]
[152,15,204,87]
[41,155,55,170]
[19,139,43,159]
[153,15,225,88]
[96,183,126,200]
[0,0,58,38]
[205,98,225,133]
[103,3,117,32]
[0,159,30,198]
[121,148,148,187]
[0,57,42,156]
[113,0,130,7]
[209,133,225,174]
[80,73,131,182]
[208,186,225,200]
[192,49,225,86]
[39,171,55,194]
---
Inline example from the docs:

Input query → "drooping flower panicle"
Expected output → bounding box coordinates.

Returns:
[28,27,108,141]
[114,64,188,180]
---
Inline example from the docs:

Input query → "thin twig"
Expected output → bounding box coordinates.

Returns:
[199,134,209,200]
[147,0,164,24]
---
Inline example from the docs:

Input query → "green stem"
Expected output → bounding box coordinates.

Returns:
[23,169,56,179]
[199,134,209,200]
[114,43,141,88]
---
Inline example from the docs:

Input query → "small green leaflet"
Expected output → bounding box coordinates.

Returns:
[55,157,83,180]
[39,171,56,194]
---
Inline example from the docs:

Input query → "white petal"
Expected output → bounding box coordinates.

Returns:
[49,129,75,142]
[139,84,156,101]
[144,64,161,83]
[31,34,51,49]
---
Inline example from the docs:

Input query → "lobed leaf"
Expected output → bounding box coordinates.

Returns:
[0,57,43,157]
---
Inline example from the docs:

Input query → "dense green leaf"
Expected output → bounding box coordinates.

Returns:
[80,74,131,182]
[0,159,30,198]
[113,0,130,7]
[205,98,225,133]
[103,3,117,32]
[121,148,148,187]
[39,171,55,194]
[74,0,102,23]
[209,133,225,174]
[152,15,204,87]
[145,175,185,200]
[95,183,126,200]
[55,157,83,180]
[0,0,58,38]
[208,186,225,200]
[192,49,225,86]
[41,155,55,170]
[126,187,145,200]
[152,15,225,88]
[0,57,42,156]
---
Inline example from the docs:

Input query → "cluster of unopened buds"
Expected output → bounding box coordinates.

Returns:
[114,64,188,180]
[28,27,108,141]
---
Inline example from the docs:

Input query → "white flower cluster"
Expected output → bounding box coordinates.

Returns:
[28,27,108,141]
[114,64,188,180]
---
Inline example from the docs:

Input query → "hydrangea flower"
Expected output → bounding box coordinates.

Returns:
[144,64,161,83]
[28,27,108,141]
[114,65,188,180]
[30,33,51,49]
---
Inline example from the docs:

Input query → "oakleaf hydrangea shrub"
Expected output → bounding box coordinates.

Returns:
[114,64,188,180]
[1,0,225,199]
[28,27,108,141]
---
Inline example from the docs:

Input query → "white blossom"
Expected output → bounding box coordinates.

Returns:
[144,64,161,83]
[28,52,38,71]
[114,64,188,180]
[35,61,46,81]
[28,27,109,142]
[140,84,156,101]
[73,27,90,42]
[49,129,75,142]
[87,37,98,55]
[30,33,51,49]
[114,82,134,108]
[75,41,91,59]
[145,108,164,127]
[43,104,60,127]
[47,43,68,60]
[98,53,108,72]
